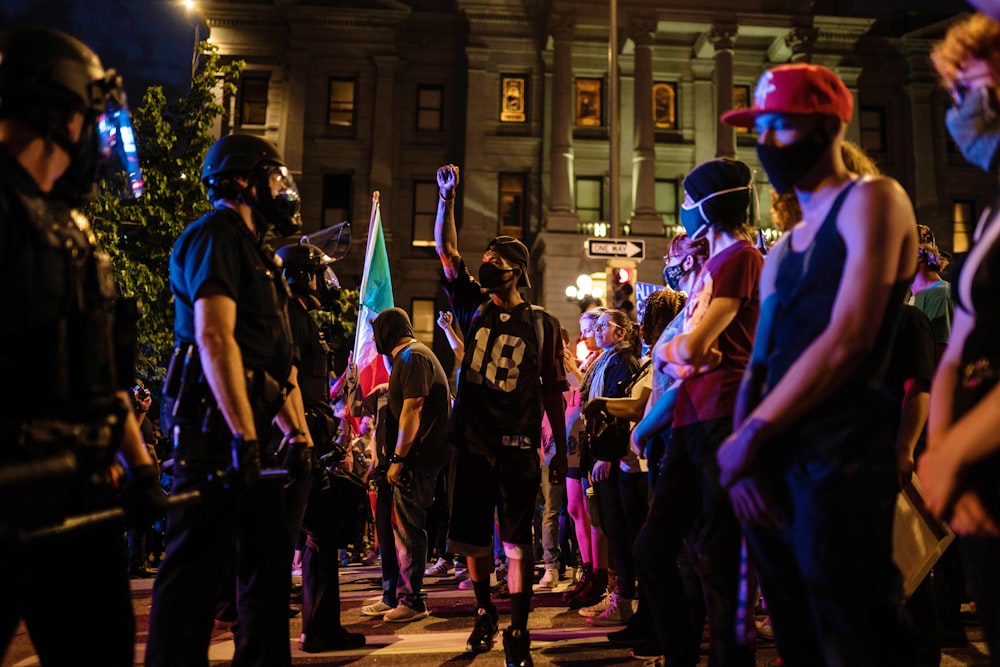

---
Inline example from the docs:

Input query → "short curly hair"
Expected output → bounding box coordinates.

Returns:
[931,13,1000,91]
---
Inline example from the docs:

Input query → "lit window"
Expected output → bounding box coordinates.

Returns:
[412,180,438,247]
[411,298,436,347]
[575,78,603,127]
[328,78,356,127]
[953,200,973,254]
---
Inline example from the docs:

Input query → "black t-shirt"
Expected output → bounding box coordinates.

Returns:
[883,303,935,411]
[385,341,451,470]
[170,207,293,382]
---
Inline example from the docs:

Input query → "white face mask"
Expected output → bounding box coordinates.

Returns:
[679,184,755,239]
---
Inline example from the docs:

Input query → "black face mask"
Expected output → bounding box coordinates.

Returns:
[663,264,686,291]
[478,262,514,290]
[755,131,832,195]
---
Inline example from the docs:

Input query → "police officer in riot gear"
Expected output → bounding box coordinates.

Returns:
[274,240,366,652]
[145,134,315,667]
[0,26,163,666]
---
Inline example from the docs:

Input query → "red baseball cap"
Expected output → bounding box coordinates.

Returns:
[721,63,854,129]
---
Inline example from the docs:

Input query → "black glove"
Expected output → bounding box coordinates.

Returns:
[120,464,169,527]
[230,437,261,489]
[283,438,314,484]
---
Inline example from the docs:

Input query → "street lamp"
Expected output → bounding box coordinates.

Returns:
[183,0,203,81]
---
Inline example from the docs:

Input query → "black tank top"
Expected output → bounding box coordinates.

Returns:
[766,179,909,411]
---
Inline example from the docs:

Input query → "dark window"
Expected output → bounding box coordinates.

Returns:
[328,78,357,127]
[416,85,443,132]
[322,174,353,228]
[498,173,527,238]
[239,75,269,126]
[576,176,605,236]
[859,106,886,153]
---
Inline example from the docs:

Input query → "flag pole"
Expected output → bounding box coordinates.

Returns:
[353,191,380,365]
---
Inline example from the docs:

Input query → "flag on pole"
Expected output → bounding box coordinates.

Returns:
[353,192,393,397]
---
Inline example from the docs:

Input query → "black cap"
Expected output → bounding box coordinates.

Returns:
[486,236,531,287]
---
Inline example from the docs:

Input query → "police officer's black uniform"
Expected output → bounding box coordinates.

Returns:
[145,135,304,667]
[0,27,159,667]
[275,241,366,652]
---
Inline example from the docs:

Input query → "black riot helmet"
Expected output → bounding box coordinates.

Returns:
[0,26,144,203]
[275,241,340,310]
[201,134,302,237]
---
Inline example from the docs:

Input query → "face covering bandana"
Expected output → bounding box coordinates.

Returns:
[679,184,753,239]
[755,131,832,195]
[663,263,686,291]
[478,262,514,290]
[946,85,1000,172]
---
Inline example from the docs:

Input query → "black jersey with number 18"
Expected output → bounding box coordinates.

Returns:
[443,262,567,458]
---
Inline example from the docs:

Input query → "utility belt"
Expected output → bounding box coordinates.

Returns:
[163,343,289,434]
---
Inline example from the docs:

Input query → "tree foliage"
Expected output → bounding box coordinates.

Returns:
[87,42,243,384]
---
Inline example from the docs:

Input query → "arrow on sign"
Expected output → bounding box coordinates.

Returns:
[586,238,645,259]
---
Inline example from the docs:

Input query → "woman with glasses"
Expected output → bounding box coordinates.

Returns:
[575,309,642,626]
[562,307,611,610]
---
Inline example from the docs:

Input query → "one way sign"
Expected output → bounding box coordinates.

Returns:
[585,238,645,260]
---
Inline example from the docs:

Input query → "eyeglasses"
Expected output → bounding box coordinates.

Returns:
[594,323,620,333]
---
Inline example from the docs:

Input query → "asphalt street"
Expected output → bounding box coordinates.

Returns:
[1,562,992,666]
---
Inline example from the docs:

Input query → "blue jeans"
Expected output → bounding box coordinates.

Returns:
[373,477,400,607]
[393,465,439,611]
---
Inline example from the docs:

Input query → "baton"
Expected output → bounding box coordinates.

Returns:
[20,489,202,542]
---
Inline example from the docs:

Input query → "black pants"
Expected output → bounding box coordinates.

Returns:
[744,416,916,667]
[146,426,292,667]
[593,465,647,592]
[1,520,134,666]
[633,417,752,667]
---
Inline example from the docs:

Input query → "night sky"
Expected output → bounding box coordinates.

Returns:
[2,0,196,106]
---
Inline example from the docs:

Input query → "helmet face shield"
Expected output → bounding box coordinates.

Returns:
[320,265,340,290]
[257,164,302,236]
[96,95,144,198]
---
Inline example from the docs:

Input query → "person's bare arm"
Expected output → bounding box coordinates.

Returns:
[434,164,462,280]
[660,297,741,369]
[719,176,916,488]
[388,396,423,488]
[195,290,258,440]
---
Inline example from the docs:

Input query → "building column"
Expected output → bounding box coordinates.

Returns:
[370,55,399,204]
[629,19,662,236]
[712,23,737,159]
[546,15,579,232]
[691,59,716,167]
[788,24,818,62]
[281,49,308,174]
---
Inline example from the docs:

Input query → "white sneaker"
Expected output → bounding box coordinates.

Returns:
[360,600,394,617]
[578,592,612,617]
[457,573,474,590]
[537,566,560,589]
[424,557,453,577]
[586,592,633,626]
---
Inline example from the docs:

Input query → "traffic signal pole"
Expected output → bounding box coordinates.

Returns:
[606,0,623,311]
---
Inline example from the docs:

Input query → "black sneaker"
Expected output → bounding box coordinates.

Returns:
[502,627,533,667]
[466,607,499,652]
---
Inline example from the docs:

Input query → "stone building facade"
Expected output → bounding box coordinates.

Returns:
[198,0,990,351]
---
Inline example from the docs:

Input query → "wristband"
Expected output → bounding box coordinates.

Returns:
[389,452,408,465]
[439,191,455,202]
[284,428,307,443]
